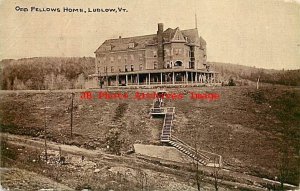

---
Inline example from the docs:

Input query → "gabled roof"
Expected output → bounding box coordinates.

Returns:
[95,27,204,53]
[95,34,157,53]
[162,28,177,42]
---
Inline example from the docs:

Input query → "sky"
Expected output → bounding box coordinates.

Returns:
[0,0,299,70]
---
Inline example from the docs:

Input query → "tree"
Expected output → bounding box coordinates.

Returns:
[228,78,236,86]
[212,159,221,191]
[105,128,123,155]
[135,169,150,191]
[192,142,205,191]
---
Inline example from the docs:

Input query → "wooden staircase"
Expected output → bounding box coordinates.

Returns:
[169,137,209,165]
[149,89,222,167]
[160,112,174,142]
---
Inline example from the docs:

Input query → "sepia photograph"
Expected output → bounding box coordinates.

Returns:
[0,0,299,190]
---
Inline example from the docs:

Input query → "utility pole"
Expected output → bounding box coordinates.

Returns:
[41,104,50,162]
[44,107,48,162]
[70,92,75,138]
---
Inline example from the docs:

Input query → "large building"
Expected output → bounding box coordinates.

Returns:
[94,23,219,87]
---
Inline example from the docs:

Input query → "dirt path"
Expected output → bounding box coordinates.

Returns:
[2,132,297,190]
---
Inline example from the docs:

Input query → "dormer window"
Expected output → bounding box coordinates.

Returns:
[102,46,110,51]
[128,42,135,48]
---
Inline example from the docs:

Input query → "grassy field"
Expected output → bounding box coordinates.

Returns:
[0,85,299,185]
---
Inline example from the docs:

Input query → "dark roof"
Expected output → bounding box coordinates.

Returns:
[95,27,204,53]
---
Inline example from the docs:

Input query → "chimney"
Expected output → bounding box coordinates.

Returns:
[157,23,163,34]
[157,23,164,69]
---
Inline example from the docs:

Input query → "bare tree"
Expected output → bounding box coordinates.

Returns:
[192,142,204,191]
[212,159,221,191]
[135,169,150,191]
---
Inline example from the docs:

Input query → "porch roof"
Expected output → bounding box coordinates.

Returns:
[96,68,218,77]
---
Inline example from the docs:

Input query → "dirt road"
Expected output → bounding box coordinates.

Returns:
[2,132,297,191]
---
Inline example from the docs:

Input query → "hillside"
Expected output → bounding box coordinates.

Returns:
[0,86,299,187]
[1,58,299,91]
[209,62,300,86]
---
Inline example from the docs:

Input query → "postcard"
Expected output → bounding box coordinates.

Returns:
[0,0,299,190]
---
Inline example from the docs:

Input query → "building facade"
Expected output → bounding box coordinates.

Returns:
[94,23,219,87]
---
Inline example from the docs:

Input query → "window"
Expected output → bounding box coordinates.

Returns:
[174,49,179,55]
[174,61,183,67]
[128,42,135,48]
[154,61,158,69]
[139,64,143,71]
[131,65,134,71]
[139,54,143,61]
[166,61,170,68]
[105,45,112,51]
[153,51,157,57]
[111,66,114,73]
[125,65,128,72]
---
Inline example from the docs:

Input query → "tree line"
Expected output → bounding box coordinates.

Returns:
[0,57,95,90]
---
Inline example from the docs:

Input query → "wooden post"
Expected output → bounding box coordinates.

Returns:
[148,73,151,85]
[44,107,48,162]
[137,74,140,85]
[186,71,188,84]
[70,92,74,138]
[191,72,193,83]
[214,73,216,84]
[126,75,128,86]
[41,103,50,162]
[160,73,163,85]
[172,72,175,84]
[195,72,198,83]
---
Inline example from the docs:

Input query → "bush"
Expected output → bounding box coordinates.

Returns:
[228,78,236,86]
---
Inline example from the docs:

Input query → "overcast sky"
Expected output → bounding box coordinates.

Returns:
[0,0,299,69]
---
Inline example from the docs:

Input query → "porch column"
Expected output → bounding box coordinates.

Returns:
[195,72,198,83]
[160,73,163,85]
[116,75,118,86]
[172,72,175,85]
[137,74,140,85]
[126,75,128,86]
[214,73,216,83]
[191,72,193,83]
[186,71,188,84]
[148,73,151,85]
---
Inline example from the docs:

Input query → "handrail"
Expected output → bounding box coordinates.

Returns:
[171,136,210,161]
[172,135,223,166]
[150,89,222,167]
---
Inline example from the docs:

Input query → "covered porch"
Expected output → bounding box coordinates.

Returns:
[98,69,221,88]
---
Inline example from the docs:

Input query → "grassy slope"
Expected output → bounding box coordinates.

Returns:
[0,86,299,184]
